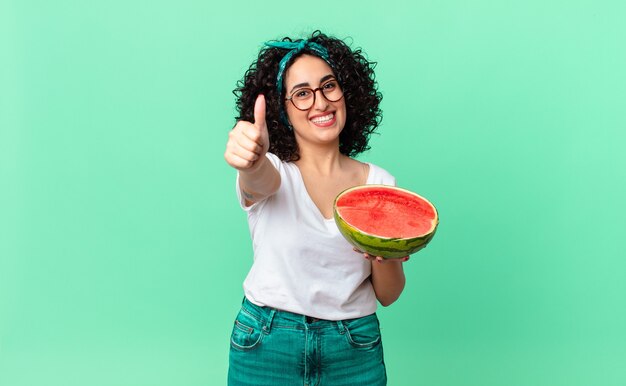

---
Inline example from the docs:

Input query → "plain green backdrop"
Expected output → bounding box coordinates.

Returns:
[1,0,625,385]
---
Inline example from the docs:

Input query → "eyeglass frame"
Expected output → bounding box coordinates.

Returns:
[284,78,344,111]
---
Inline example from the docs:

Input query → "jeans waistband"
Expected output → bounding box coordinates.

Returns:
[241,297,355,331]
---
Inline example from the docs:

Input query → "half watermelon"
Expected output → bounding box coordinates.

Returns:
[334,185,439,259]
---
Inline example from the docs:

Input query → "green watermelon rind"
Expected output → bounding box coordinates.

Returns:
[333,185,439,259]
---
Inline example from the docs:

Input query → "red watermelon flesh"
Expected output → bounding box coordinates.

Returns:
[335,187,436,239]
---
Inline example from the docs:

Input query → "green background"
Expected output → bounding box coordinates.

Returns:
[2,0,625,385]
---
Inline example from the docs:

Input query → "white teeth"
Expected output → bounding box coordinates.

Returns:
[311,113,334,124]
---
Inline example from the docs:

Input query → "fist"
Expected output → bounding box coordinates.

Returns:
[224,94,270,171]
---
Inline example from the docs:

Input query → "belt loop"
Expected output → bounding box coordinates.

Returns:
[336,320,345,334]
[263,309,276,334]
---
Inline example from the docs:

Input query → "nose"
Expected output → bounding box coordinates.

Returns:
[312,88,329,111]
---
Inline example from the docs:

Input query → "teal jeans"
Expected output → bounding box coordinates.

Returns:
[228,297,387,386]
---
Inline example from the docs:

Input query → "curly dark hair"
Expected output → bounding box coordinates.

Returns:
[233,30,382,162]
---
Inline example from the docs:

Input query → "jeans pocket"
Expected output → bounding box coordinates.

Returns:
[343,314,382,350]
[230,308,264,351]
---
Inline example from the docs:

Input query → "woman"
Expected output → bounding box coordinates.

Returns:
[224,31,409,386]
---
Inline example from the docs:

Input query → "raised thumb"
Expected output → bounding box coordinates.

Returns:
[254,94,266,129]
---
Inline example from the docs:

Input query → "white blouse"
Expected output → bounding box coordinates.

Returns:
[236,152,396,320]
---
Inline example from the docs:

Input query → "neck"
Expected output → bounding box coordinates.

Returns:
[295,141,345,176]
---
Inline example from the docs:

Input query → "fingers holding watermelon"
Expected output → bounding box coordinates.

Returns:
[353,247,410,263]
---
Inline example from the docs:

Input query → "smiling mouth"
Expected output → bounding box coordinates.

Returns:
[310,112,335,126]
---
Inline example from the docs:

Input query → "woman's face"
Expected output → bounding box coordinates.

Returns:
[283,54,346,148]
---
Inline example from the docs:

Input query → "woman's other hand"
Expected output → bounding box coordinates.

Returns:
[353,248,410,263]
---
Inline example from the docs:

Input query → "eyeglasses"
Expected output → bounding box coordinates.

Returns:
[285,79,344,111]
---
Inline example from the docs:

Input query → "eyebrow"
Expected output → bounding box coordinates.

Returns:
[288,74,336,94]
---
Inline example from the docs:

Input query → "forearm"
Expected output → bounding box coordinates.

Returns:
[371,261,406,306]
[239,155,281,203]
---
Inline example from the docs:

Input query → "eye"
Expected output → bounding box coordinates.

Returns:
[294,89,312,99]
[322,81,337,90]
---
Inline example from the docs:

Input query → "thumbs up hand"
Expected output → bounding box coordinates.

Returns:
[225,94,270,172]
